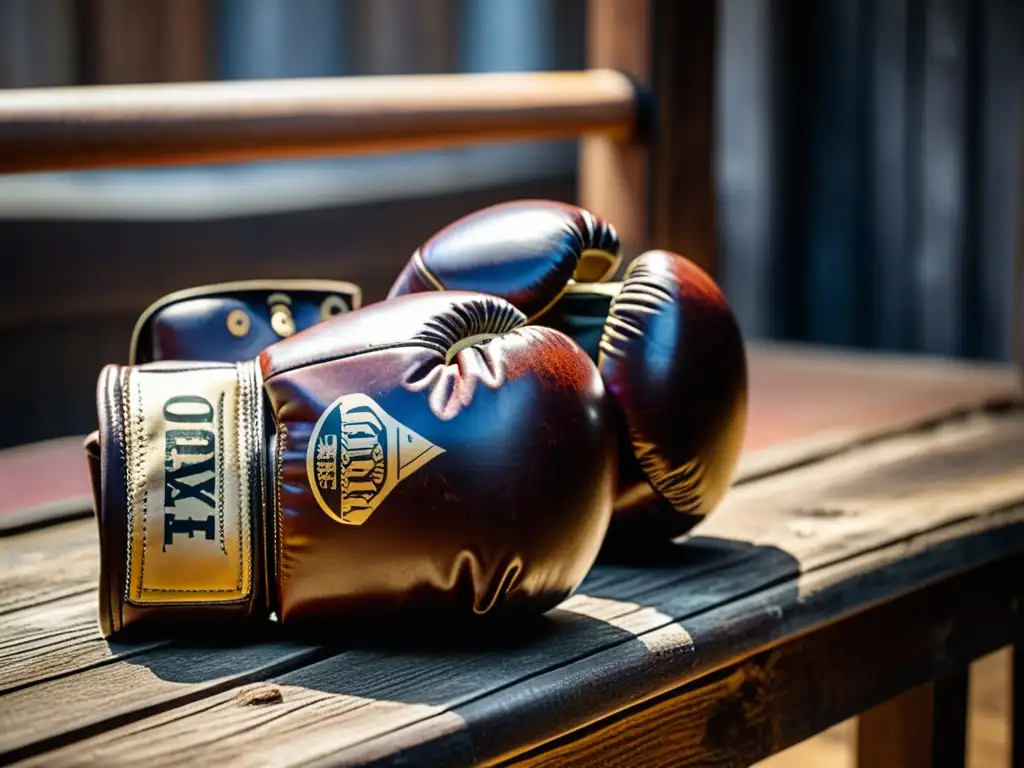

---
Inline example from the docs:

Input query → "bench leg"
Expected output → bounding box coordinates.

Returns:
[856,670,969,768]
[1015,642,1023,768]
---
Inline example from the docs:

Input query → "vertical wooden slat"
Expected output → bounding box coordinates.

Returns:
[914,0,971,356]
[217,0,345,80]
[858,683,937,768]
[0,0,77,88]
[647,0,718,275]
[868,0,913,350]
[459,0,554,74]
[80,0,209,85]
[856,674,969,768]
[580,0,718,275]
[1014,639,1024,767]
[804,0,866,346]
[932,672,970,768]
[579,0,651,258]
[976,0,1024,366]
[549,0,588,72]
[717,0,779,336]
[1015,121,1024,381]
[352,0,458,76]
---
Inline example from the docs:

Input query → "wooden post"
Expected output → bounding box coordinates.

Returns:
[1015,122,1024,384]
[579,0,650,259]
[856,672,969,768]
[1014,641,1024,768]
[580,0,718,275]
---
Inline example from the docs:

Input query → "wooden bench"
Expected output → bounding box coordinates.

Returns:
[1,2,1022,765]
[0,345,1020,766]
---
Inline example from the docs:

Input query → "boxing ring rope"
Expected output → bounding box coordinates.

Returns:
[0,70,637,174]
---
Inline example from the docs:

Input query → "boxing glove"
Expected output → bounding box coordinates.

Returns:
[546,251,748,542]
[386,201,748,541]
[85,291,616,638]
[387,199,622,321]
[129,279,363,364]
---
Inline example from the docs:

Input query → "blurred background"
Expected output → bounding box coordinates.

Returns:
[0,0,1021,450]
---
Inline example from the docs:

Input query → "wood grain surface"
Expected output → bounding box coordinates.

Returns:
[0,70,635,173]
[1,386,1021,766]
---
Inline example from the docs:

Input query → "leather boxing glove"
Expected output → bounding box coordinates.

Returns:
[386,201,748,542]
[545,251,748,542]
[387,199,621,321]
[85,291,616,638]
[129,279,363,364]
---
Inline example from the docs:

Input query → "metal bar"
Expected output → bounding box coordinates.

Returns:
[0,69,637,174]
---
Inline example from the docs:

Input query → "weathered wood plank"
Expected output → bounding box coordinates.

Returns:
[14,405,1023,767]
[6,356,1008,705]
[31,501,1022,768]
[0,435,93,535]
[736,342,1019,478]
[506,556,1014,768]
[345,504,1024,768]
[0,640,337,765]
[0,592,167,695]
[0,539,762,763]
[0,519,97,615]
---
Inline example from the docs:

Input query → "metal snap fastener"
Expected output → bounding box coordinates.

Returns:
[320,294,350,322]
[270,304,295,338]
[226,308,250,338]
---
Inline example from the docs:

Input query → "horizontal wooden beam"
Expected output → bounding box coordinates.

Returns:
[0,69,637,174]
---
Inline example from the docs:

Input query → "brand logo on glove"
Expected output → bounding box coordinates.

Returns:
[306,393,444,525]
[162,394,219,550]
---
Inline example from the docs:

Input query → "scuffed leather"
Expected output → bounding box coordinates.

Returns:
[387,200,621,321]
[597,251,748,540]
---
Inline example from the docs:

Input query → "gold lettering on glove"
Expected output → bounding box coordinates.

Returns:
[306,393,444,525]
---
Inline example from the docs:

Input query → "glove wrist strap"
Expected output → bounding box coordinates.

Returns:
[92,359,265,636]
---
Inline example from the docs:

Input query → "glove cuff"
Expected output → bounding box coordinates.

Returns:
[89,359,267,638]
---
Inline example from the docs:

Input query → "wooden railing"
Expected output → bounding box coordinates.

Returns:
[0,0,716,275]
[0,70,636,173]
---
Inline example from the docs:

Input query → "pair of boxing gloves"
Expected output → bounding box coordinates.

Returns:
[86,200,747,638]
